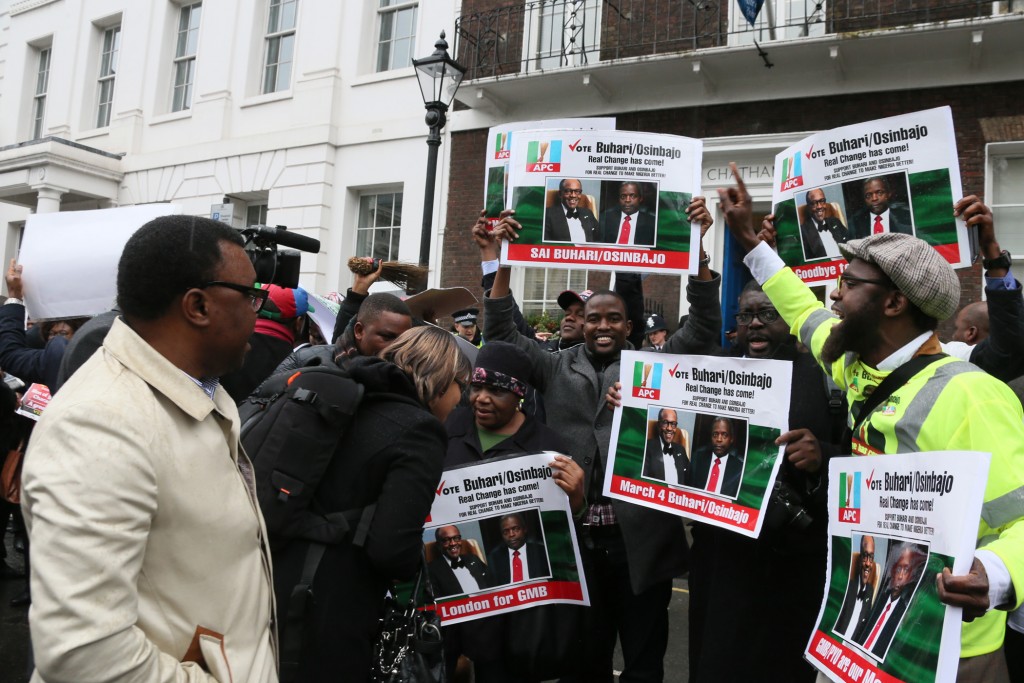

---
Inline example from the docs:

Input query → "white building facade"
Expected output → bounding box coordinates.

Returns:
[0,0,459,295]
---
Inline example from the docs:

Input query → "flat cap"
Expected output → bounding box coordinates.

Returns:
[838,233,960,321]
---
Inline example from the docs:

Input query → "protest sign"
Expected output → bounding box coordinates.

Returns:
[15,383,51,421]
[603,351,791,537]
[805,451,989,683]
[19,204,182,320]
[415,452,588,626]
[770,107,968,285]
[502,130,703,275]
[484,118,615,225]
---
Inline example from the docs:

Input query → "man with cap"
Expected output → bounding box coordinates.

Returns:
[540,289,591,352]
[221,283,312,402]
[720,167,1024,682]
[452,308,482,347]
[642,314,668,351]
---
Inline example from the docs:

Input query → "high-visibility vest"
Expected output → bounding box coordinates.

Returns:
[765,266,1024,657]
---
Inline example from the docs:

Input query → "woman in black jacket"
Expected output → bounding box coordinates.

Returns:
[272,325,470,682]
[442,341,585,683]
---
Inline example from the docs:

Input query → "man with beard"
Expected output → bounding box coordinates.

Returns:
[720,166,1024,682]
[854,544,927,657]
[800,187,849,259]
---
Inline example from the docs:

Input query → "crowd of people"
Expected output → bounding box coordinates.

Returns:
[0,166,1022,683]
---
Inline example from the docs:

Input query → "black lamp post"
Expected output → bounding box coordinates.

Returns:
[413,31,467,276]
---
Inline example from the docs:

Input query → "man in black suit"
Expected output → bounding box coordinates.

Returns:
[486,513,549,586]
[686,417,744,498]
[427,524,489,598]
[643,408,689,485]
[835,535,878,640]
[599,181,657,246]
[544,178,600,242]
[849,177,913,239]
[854,544,926,658]
[800,188,850,259]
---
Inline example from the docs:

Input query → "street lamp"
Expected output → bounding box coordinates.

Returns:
[413,31,466,275]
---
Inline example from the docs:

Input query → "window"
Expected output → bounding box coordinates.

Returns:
[32,47,51,139]
[989,150,1024,260]
[376,0,416,72]
[172,2,202,112]
[246,203,269,226]
[531,0,600,71]
[96,26,121,128]
[728,0,826,46]
[263,0,297,93]
[356,192,402,261]
[522,267,588,319]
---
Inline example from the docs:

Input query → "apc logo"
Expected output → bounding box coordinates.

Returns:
[632,361,662,399]
[780,153,804,191]
[838,471,862,523]
[494,132,511,159]
[526,140,562,172]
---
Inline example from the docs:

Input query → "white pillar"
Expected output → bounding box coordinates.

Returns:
[32,186,66,214]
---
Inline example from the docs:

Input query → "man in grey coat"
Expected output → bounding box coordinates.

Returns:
[484,198,715,682]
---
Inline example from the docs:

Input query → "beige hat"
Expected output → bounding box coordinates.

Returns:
[839,233,960,321]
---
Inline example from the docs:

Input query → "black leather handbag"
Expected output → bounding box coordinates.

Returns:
[371,548,445,683]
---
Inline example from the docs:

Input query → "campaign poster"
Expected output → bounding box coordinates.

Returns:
[502,129,703,275]
[415,452,588,626]
[603,351,792,537]
[485,118,616,226]
[15,383,51,421]
[770,107,969,286]
[805,452,989,683]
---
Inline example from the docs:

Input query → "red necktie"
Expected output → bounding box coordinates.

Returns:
[618,215,631,244]
[512,550,523,582]
[706,457,722,492]
[863,600,893,650]
[873,215,883,234]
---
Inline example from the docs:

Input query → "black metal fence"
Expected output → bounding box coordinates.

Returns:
[454,0,1011,81]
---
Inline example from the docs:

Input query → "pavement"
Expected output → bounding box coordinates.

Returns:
[0,517,690,682]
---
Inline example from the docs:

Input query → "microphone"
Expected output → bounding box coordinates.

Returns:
[247,225,321,253]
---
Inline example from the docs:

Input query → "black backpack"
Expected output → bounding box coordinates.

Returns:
[239,363,374,682]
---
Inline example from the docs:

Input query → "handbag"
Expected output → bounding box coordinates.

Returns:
[371,547,445,683]
[1,445,24,504]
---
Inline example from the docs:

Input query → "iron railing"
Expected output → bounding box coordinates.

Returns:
[454,0,1015,81]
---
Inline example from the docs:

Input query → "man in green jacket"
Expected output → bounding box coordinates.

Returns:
[718,166,1024,682]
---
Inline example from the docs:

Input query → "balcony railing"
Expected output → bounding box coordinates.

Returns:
[454,0,1014,81]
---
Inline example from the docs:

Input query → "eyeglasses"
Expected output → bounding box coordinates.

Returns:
[808,197,828,206]
[561,188,582,195]
[439,535,462,545]
[735,309,781,326]
[197,281,269,312]
[659,420,678,427]
[835,273,891,292]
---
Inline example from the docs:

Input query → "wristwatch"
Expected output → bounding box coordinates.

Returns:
[3,297,23,306]
[982,249,1012,271]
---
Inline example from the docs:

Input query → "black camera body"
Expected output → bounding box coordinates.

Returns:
[239,225,320,289]
[763,477,813,532]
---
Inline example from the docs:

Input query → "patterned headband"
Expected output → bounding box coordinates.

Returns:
[471,367,527,397]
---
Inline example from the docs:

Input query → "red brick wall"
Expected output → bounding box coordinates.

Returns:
[442,80,1024,338]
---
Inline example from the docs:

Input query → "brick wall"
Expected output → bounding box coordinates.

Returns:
[442,80,1024,338]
